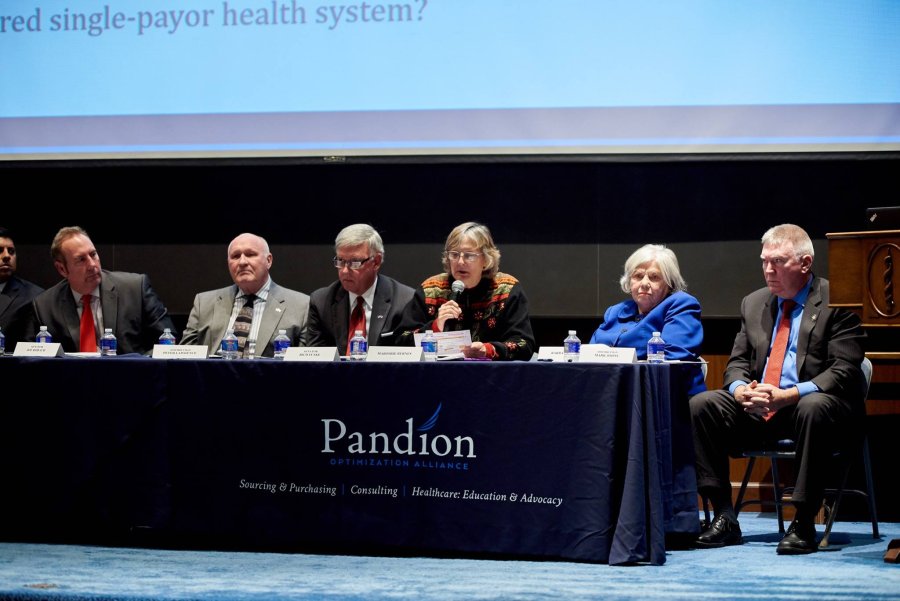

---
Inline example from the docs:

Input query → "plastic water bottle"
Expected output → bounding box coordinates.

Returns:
[158,328,176,345]
[563,330,581,362]
[100,328,117,356]
[421,329,437,361]
[221,329,239,360]
[647,331,666,363]
[273,329,291,359]
[349,329,368,361]
[36,326,52,344]
[0,326,5,356]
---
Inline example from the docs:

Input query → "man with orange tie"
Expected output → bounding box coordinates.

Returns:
[26,226,177,355]
[690,223,866,555]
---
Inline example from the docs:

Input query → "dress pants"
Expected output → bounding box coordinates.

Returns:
[689,389,861,510]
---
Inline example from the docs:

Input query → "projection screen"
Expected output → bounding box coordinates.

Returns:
[2,0,899,160]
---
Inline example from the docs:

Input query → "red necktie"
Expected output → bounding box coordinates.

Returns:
[347,296,367,356]
[79,294,97,352]
[762,299,795,420]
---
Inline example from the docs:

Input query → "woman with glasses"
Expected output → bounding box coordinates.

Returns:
[589,244,706,394]
[396,222,535,360]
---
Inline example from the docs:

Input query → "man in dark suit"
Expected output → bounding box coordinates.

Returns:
[180,232,309,357]
[690,223,866,555]
[307,224,414,355]
[26,226,177,355]
[0,227,45,350]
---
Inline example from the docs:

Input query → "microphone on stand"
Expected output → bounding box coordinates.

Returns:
[443,280,466,331]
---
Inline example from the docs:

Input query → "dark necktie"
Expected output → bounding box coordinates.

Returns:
[234,294,255,356]
[762,299,796,420]
[347,296,366,356]
[79,294,97,352]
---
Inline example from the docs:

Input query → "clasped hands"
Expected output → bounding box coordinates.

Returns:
[734,381,799,417]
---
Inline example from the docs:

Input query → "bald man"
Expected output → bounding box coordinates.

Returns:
[181,233,310,357]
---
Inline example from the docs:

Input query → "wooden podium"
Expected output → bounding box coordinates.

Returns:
[827,229,900,326]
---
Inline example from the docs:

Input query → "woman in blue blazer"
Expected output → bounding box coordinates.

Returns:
[589,244,705,395]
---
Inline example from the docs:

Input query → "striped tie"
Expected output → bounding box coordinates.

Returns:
[234,294,255,357]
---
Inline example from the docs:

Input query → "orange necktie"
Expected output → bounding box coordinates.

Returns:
[347,296,367,355]
[762,299,795,420]
[79,294,97,352]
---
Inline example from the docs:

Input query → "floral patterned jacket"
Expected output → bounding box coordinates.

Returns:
[395,272,535,361]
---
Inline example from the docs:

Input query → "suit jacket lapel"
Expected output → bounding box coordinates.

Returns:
[797,277,822,377]
[0,281,13,317]
[757,295,778,377]
[368,278,390,343]
[332,287,350,353]
[58,284,81,347]
[213,286,238,345]
[256,284,282,347]
[100,274,118,339]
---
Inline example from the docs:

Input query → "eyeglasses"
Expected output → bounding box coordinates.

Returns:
[444,251,483,263]
[333,256,374,270]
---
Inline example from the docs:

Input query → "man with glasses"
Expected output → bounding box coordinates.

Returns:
[181,232,309,357]
[307,224,414,356]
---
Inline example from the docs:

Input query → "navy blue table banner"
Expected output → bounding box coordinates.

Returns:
[0,356,700,566]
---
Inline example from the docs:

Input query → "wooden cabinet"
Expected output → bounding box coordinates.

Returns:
[827,229,900,326]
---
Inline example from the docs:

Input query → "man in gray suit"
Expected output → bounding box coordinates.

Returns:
[27,226,176,354]
[307,224,414,356]
[181,232,309,358]
[690,224,866,555]
[0,227,44,350]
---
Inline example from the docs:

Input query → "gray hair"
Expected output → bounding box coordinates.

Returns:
[335,224,384,256]
[442,222,501,278]
[619,244,687,294]
[761,223,814,260]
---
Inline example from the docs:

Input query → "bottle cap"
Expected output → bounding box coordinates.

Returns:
[354,330,363,335]
[568,330,576,335]
[652,332,661,337]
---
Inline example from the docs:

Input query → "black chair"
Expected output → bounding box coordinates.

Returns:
[733,357,879,548]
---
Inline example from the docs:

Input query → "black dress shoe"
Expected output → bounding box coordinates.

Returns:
[695,513,743,548]
[776,520,817,555]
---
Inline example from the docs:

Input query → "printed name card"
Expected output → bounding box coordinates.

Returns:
[283,347,339,362]
[579,344,637,364]
[536,346,566,362]
[14,342,64,357]
[366,346,423,362]
[152,345,209,359]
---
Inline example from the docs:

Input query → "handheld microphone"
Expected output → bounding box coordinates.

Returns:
[443,280,466,331]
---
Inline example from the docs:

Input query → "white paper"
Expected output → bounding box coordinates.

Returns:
[412,330,473,355]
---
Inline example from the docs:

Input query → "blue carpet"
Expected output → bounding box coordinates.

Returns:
[1,514,898,600]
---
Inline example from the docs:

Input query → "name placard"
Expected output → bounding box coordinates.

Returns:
[283,347,339,362]
[412,330,473,355]
[14,342,64,357]
[366,346,423,362]
[536,346,566,362]
[152,345,209,359]
[579,344,637,364]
